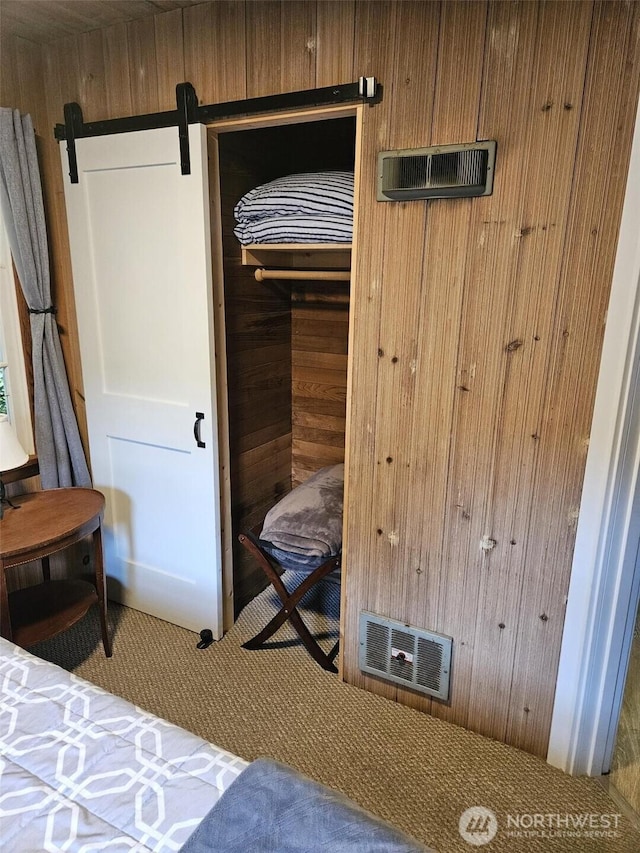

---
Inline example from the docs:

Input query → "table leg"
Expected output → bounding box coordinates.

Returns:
[93,524,112,657]
[42,555,50,582]
[0,565,12,642]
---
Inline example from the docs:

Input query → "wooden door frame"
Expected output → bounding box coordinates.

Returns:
[205,104,363,638]
[547,91,640,776]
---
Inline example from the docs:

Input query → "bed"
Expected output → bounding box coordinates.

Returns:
[0,636,247,851]
[0,637,432,852]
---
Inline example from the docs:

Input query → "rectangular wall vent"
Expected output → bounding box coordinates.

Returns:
[377,140,496,201]
[359,611,453,701]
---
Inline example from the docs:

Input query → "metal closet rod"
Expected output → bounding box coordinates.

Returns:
[254,269,351,282]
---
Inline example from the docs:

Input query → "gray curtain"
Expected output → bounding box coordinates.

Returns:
[0,108,90,489]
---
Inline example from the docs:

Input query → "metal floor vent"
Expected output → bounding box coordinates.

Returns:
[377,140,496,201]
[359,611,452,701]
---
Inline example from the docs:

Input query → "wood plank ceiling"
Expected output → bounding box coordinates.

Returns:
[0,1,205,44]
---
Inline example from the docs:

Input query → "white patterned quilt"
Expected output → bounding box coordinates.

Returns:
[0,638,248,852]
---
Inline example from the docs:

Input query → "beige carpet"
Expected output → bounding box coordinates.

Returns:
[31,578,639,853]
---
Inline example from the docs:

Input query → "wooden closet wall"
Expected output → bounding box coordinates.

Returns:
[3,1,640,758]
[216,118,354,612]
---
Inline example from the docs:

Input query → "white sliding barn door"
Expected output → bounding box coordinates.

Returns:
[61,125,223,637]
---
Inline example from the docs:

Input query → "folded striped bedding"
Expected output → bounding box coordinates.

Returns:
[234,171,354,244]
[234,214,352,244]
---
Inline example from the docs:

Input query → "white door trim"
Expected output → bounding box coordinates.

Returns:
[547,91,640,776]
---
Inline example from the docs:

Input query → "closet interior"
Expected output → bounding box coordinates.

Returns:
[209,112,358,614]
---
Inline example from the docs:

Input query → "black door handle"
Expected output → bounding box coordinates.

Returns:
[194,412,205,448]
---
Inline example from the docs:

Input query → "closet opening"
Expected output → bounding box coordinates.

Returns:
[207,107,360,622]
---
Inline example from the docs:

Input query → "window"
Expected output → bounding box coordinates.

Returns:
[0,210,34,454]
[0,361,6,416]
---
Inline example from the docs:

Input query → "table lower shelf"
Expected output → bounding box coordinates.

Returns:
[9,579,98,648]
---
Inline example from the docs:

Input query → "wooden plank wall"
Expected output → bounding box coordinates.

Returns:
[291,284,349,486]
[3,1,640,758]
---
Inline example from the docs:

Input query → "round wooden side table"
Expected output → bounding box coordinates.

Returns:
[0,487,112,656]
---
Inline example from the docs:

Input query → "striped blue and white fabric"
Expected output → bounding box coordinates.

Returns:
[234,214,352,244]
[234,171,354,244]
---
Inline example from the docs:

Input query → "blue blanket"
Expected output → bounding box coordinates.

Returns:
[179,758,433,853]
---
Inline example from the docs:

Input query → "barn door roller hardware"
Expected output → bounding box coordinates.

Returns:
[55,77,381,184]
